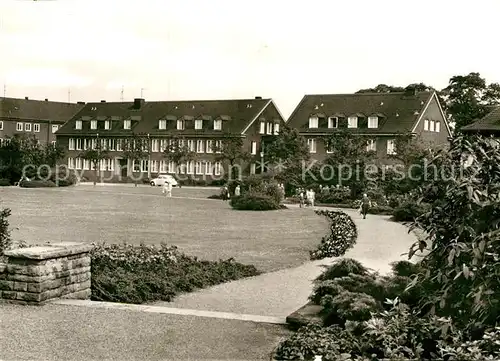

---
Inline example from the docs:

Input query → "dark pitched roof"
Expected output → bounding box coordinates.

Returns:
[0,97,84,122]
[287,91,433,134]
[462,106,500,132]
[56,98,275,136]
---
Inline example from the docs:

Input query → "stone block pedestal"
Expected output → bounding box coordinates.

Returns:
[0,242,92,305]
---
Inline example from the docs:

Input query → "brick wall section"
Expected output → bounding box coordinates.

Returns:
[0,242,92,305]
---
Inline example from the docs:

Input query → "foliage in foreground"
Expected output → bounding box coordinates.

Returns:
[310,210,357,260]
[274,304,500,361]
[90,242,260,303]
[406,135,500,332]
[0,207,12,256]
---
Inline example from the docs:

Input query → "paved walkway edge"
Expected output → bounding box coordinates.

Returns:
[51,299,287,325]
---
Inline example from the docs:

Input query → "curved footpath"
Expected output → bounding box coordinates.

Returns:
[149,205,418,320]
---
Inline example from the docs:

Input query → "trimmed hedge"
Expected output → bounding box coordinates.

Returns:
[0,179,11,186]
[19,180,57,188]
[230,193,281,211]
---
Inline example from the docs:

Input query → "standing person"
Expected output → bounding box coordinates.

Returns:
[309,188,315,208]
[234,184,241,197]
[299,188,305,208]
[163,181,172,197]
[360,193,371,219]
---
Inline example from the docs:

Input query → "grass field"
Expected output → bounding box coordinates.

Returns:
[0,185,329,273]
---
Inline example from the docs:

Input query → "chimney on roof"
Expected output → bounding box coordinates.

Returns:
[255,96,262,99]
[134,98,145,109]
[45,98,48,101]
[77,101,85,105]
[100,100,106,103]
[25,97,28,100]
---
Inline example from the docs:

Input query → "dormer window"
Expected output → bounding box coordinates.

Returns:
[75,120,82,130]
[90,120,97,130]
[309,116,318,128]
[328,117,338,128]
[214,119,222,130]
[368,116,378,129]
[123,119,131,130]
[267,122,273,134]
[159,119,167,130]
[105,120,111,130]
[195,119,203,130]
[259,121,265,134]
[347,116,358,128]
[177,119,185,130]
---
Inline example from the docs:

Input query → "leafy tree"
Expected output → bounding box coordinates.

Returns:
[79,139,109,186]
[0,134,65,184]
[356,84,405,93]
[264,123,310,172]
[321,131,376,197]
[212,133,251,180]
[162,135,196,178]
[408,135,500,333]
[122,133,151,187]
[443,72,500,132]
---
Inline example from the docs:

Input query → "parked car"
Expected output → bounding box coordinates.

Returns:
[150,174,178,187]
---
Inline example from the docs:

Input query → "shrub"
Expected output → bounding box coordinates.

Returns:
[316,187,351,204]
[310,210,358,260]
[273,324,354,361]
[0,179,11,186]
[321,291,381,325]
[230,193,281,211]
[392,200,430,222]
[310,280,345,304]
[19,180,57,188]
[265,182,284,205]
[0,207,12,256]
[390,260,422,278]
[91,242,260,303]
[316,258,369,281]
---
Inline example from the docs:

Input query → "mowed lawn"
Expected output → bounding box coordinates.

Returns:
[0,185,329,273]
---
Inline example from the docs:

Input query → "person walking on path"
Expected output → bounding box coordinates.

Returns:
[308,188,315,208]
[162,181,172,197]
[299,188,305,208]
[360,193,371,219]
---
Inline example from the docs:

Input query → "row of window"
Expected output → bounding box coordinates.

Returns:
[8,123,59,133]
[67,137,231,154]
[75,119,226,131]
[309,116,379,129]
[423,119,441,132]
[259,122,280,135]
[66,158,224,176]
[306,138,396,155]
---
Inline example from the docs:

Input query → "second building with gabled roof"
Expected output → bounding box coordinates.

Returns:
[286,89,452,164]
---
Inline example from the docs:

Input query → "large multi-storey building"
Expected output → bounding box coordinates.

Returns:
[0,97,85,146]
[55,97,285,182]
[286,89,452,165]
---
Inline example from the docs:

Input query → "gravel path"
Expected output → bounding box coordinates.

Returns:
[153,206,419,317]
[0,303,290,361]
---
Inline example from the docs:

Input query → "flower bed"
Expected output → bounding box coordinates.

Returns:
[310,210,358,260]
[90,242,260,303]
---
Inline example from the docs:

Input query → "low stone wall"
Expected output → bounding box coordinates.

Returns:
[0,242,92,305]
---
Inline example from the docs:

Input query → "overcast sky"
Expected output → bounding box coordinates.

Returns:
[1,0,499,117]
